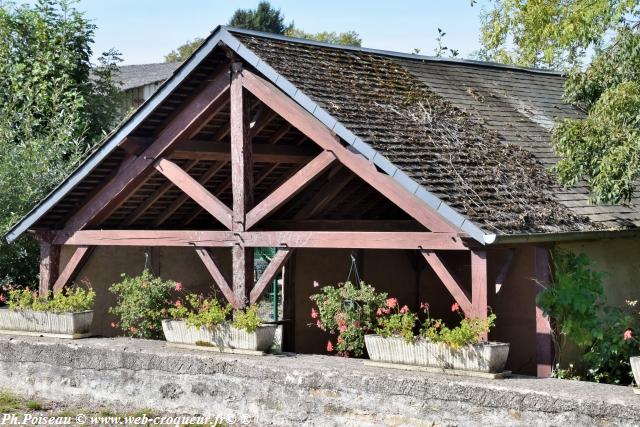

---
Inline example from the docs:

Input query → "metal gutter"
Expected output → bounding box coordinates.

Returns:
[485,229,640,245]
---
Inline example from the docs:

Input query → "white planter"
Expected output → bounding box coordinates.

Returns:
[631,357,640,391]
[365,335,510,373]
[162,319,277,352]
[0,308,93,336]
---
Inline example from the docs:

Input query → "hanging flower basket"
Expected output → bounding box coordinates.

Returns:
[0,308,93,338]
[365,334,510,373]
[161,319,276,352]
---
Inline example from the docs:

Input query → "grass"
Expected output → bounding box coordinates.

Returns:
[25,400,43,410]
[0,391,21,413]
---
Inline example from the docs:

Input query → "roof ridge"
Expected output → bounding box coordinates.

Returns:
[223,25,565,77]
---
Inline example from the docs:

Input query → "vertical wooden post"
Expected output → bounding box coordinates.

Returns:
[534,246,553,378]
[38,234,60,296]
[470,250,488,340]
[230,61,253,307]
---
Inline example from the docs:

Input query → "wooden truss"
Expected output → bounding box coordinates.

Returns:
[37,59,489,319]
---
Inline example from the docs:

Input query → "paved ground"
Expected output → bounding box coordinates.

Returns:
[0,335,638,426]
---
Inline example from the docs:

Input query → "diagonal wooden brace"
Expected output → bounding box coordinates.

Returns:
[195,247,239,308]
[250,248,294,305]
[421,249,472,314]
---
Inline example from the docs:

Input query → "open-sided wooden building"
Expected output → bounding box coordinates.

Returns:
[6,27,640,377]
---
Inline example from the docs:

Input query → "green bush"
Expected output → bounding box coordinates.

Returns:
[310,281,388,357]
[375,298,418,343]
[1,285,94,313]
[537,250,639,385]
[169,293,263,333]
[421,313,496,350]
[109,270,178,339]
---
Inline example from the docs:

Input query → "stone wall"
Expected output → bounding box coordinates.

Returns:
[0,336,638,426]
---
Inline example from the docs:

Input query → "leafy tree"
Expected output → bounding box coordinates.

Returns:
[228,1,292,34]
[165,1,362,62]
[164,38,204,63]
[0,0,122,285]
[285,28,362,47]
[479,1,640,204]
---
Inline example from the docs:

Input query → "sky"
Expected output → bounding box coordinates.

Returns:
[65,0,489,65]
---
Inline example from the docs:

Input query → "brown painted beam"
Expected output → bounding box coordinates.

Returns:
[154,158,232,229]
[153,161,227,227]
[38,236,60,296]
[170,140,315,163]
[55,230,236,247]
[230,61,253,308]
[245,151,336,229]
[495,249,515,294]
[470,250,488,324]
[61,69,230,234]
[123,160,199,227]
[250,248,293,305]
[240,69,456,233]
[421,250,472,314]
[195,247,239,308]
[52,246,93,292]
[54,230,467,250]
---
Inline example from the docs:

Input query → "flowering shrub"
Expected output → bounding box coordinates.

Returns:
[169,293,263,333]
[1,285,94,313]
[375,298,417,342]
[109,269,180,339]
[310,281,387,357]
[421,302,496,349]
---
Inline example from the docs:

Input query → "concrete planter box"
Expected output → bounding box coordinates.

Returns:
[365,335,510,373]
[0,308,93,337]
[162,319,276,352]
[631,357,640,393]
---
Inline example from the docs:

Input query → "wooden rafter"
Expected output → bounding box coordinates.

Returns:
[249,248,293,304]
[240,69,456,233]
[293,167,353,220]
[250,109,277,138]
[170,140,315,163]
[53,230,468,250]
[60,68,230,235]
[195,247,239,308]
[154,158,232,229]
[268,124,291,144]
[421,250,472,314]
[123,160,199,227]
[153,161,226,227]
[245,151,336,229]
[52,246,93,292]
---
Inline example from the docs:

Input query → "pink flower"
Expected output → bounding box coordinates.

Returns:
[313,281,320,288]
[451,302,460,313]
[175,300,182,308]
[32,291,38,298]
[420,302,429,311]
[376,308,384,317]
[310,308,319,319]
[316,320,323,328]
[399,305,409,314]
[174,282,183,292]
[624,329,633,341]
[0,294,5,302]
[386,298,398,308]
[110,322,117,329]
[339,324,348,333]
[326,341,334,352]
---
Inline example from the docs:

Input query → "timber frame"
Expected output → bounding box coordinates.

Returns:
[9,30,555,377]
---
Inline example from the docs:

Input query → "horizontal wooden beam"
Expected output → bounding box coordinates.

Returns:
[171,140,316,163]
[154,158,232,230]
[421,250,472,314]
[245,151,337,229]
[53,230,468,250]
[250,248,293,305]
